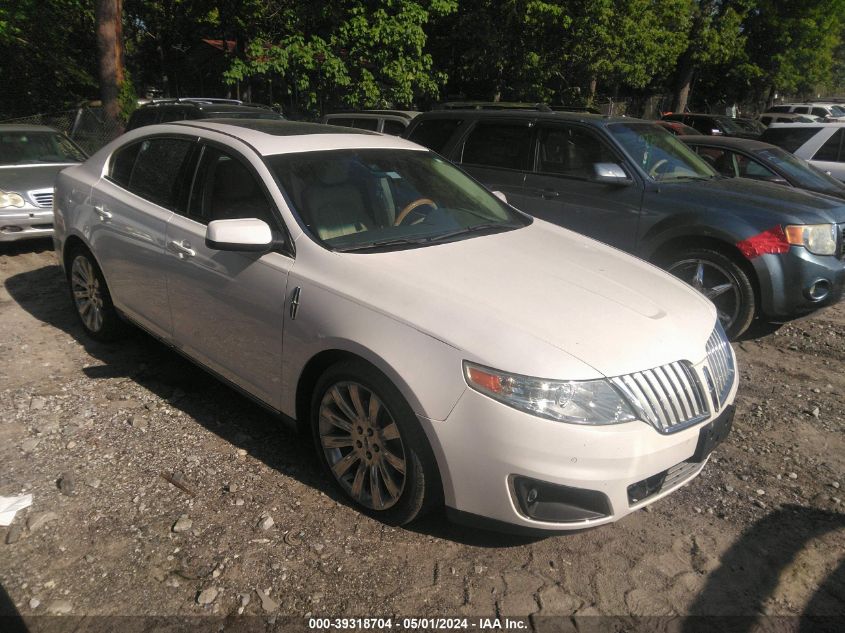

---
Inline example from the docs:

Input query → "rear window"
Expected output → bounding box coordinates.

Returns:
[460,122,532,170]
[406,118,463,153]
[760,127,822,153]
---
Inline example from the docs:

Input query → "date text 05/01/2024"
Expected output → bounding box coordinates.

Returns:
[308,617,529,630]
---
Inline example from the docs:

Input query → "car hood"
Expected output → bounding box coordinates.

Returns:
[0,164,77,193]
[317,221,717,380]
[655,177,845,224]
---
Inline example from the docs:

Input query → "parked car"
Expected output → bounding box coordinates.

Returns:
[766,103,845,121]
[759,112,821,126]
[405,110,845,338]
[0,124,87,242]
[661,113,759,139]
[732,118,767,136]
[761,123,845,182]
[681,135,845,200]
[54,119,736,533]
[655,120,700,136]
[126,98,283,131]
[319,110,419,135]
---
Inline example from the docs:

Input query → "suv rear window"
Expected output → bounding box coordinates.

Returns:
[760,127,822,153]
[461,122,532,170]
[406,119,463,153]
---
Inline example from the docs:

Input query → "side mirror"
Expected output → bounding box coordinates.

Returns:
[206,218,273,252]
[491,190,508,204]
[592,163,632,186]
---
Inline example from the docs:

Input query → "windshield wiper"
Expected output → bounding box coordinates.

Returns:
[426,222,521,243]
[334,236,431,252]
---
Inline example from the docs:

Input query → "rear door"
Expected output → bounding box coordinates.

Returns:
[89,135,197,339]
[453,120,534,209]
[521,123,642,250]
[164,141,293,409]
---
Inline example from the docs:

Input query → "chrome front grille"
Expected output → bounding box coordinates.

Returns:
[610,361,710,433]
[705,323,735,407]
[839,223,845,260]
[29,189,54,209]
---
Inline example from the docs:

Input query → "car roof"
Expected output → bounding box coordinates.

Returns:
[0,124,61,133]
[680,135,776,151]
[411,109,632,126]
[322,110,419,119]
[167,119,425,155]
[765,122,843,128]
[137,102,274,114]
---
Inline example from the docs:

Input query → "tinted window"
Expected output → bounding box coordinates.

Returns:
[769,105,790,113]
[461,122,532,170]
[127,138,194,208]
[793,106,810,114]
[537,126,618,178]
[109,142,141,187]
[813,129,844,162]
[381,120,407,136]
[811,107,828,118]
[694,146,736,176]
[188,146,274,226]
[406,119,463,153]
[127,108,159,130]
[760,127,822,153]
[735,154,779,180]
[689,117,717,134]
[326,118,355,128]
[158,107,190,123]
[352,118,379,131]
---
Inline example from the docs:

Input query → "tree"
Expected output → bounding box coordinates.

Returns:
[95,0,125,131]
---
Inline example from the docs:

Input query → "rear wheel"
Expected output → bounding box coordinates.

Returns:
[664,248,756,339]
[311,360,438,525]
[67,247,123,341]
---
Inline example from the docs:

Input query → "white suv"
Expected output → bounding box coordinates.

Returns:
[766,103,845,120]
[53,119,736,532]
[762,122,845,181]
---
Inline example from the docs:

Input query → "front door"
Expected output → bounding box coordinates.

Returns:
[164,144,293,409]
[521,124,643,251]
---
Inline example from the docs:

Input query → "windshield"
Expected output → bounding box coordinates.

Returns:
[0,131,87,166]
[830,106,845,117]
[267,149,528,251]
[755,146,845,194]
[608,123,718,182]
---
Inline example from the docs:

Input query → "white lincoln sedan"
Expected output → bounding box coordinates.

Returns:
[53,119,736,532]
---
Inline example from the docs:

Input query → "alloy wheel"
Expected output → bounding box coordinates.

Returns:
[318,381,406,511]
[667,258,741,330]
[71,255,104,333]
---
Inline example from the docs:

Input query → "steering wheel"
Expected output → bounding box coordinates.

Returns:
[648,159,670,178]
[394,198,437,226]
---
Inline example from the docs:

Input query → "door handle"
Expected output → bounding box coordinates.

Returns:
[540,189,560,199]
[94,205,112,220]
[168,240,196,259]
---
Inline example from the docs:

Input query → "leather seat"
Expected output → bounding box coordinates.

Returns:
[303,161,371,240]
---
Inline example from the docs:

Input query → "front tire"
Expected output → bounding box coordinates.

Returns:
[67,247,124,341]
[664,247,756,339]
[311,360,438,525]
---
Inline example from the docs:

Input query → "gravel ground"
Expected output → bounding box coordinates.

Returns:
[0,240,843,629]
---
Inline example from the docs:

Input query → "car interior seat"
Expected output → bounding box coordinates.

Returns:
[302,161,371,240]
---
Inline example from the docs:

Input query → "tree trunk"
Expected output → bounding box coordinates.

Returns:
[588,76,597,105]
[95,0,124,133]
[671,51,695,113]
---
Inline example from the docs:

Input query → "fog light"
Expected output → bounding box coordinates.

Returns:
[511,476,611,523]
[526,488,538,504]
[806,279,831,301]
[1,225,23,232]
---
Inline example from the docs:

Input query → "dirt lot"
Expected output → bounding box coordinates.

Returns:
[1,240,843,630]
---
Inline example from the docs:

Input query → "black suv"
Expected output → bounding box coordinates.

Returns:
[126,99,283,131]
[404,110,845,338]
[662,113,759,139]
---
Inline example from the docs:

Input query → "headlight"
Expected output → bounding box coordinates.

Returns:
[784,224,838,256]
[463,361,637,425]
[0,190,26,209]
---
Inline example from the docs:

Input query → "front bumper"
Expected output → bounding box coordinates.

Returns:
[753,247,845,319]
[0,208,54,242]
[420,376,737,532]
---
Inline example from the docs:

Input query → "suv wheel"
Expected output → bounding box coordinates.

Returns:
[68,247,124,341]
[311,360,438,525]
[665,248,756,339]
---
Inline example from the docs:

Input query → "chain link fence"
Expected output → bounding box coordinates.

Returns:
[0,106,124,155]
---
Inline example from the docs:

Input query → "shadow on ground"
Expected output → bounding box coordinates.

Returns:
[4,262,536,548]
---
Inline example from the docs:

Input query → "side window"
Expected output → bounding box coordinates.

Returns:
[127,138,195,209]
[793,106,810,114]
[770,106,790,113]
[188,146,275,226]
[812,107,828,118]
[813,129,844,162]
[537,126,619,179]
[688,118,712,134]
[735,154,779,180]
[158,107,189,123]
[128,108,158,130]
[326,118,355,129]
[406,119,463,153]
[461,122,532,170]
[109,142,142,188]
[351,118,379,131]
[694,147,736,176]
[381,119,406,136]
